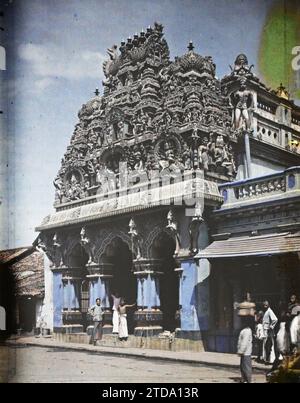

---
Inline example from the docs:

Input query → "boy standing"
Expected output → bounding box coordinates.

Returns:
[237,317,253,383]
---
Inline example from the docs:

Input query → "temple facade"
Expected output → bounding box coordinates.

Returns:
[36,23,300,352]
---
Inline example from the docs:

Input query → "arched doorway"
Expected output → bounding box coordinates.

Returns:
[101,237,136,333]
[151,232,178,332]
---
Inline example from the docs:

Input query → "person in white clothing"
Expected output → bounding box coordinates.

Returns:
[111,292,121,334]
[276,312,290,357]
[290,312,300,352]
[262,301,278,364]
[118,299,136,341]
[254,311,264,362]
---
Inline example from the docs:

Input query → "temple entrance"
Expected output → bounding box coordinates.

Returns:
[101,237,135,334]
[151,232,178,332]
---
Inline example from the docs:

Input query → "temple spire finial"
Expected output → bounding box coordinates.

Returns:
[188,41,194,52]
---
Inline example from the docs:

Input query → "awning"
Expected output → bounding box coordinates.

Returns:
[196,232,300,259]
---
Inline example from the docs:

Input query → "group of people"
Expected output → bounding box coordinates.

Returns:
[88,293,136,346]
[237,295,300,383]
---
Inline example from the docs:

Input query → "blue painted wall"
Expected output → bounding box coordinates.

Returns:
[53,271,63,328]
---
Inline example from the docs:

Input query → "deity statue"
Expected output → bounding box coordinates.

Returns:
[214,135,225,168]
[166,210,181,256]
[184,110,192,123]
[105,161,117,192]
[135,153,144,172]
[198,137,209,171]
[53,175,63,203]
[207,133,216,171]
[128,218,141,259]
[231,78,254,131]
[117,120,125,139]
[182,143,192,170]
[189,203,204,254]
[229,54,254,77]
[221,143,236,176]
[103,44,118,78]
[80,227,96,265]
[53,233,66,267]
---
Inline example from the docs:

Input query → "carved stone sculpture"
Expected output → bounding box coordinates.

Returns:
[231,78,254,131]
[80,227,96,265]
[128,218,142,260]
[166,210,181,256]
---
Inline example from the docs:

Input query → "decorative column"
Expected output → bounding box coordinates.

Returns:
[51,266,64,333]
[61,267,84,333]
[86,262,114,335]
[48,233,84,334]
[244,130,252,178]
[80,226,114,335]
[133,259,163,337]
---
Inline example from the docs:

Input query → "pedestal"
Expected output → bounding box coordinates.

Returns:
[133,259,163,336]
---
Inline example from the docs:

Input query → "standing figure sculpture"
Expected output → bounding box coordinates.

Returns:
[231,78,254,131]
[80,227,96,265]
[128,218,141,260]
[166,210,181,256]
[189,203,204,254]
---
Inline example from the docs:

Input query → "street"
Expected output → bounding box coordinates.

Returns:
[5,345,266,383]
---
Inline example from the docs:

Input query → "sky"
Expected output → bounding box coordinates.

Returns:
[1,0,298,248]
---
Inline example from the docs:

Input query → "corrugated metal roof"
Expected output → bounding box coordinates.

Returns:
[196,232,300,259]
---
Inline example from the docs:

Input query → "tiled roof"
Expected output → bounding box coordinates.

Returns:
[0,247,44,297]
[0,247,31,265]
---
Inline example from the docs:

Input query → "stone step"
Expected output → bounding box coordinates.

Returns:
[53,332,203,352]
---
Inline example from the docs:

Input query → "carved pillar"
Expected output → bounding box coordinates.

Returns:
[244,130,252,178]
[47,234,83,334]
[61,267,84,333]
[86,262,114,335]
[51,266,64,333]
[174,266,183,332]
[133,259,163,337]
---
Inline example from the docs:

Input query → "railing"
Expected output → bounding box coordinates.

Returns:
[219,166,300,207]
[256,123,280,146]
